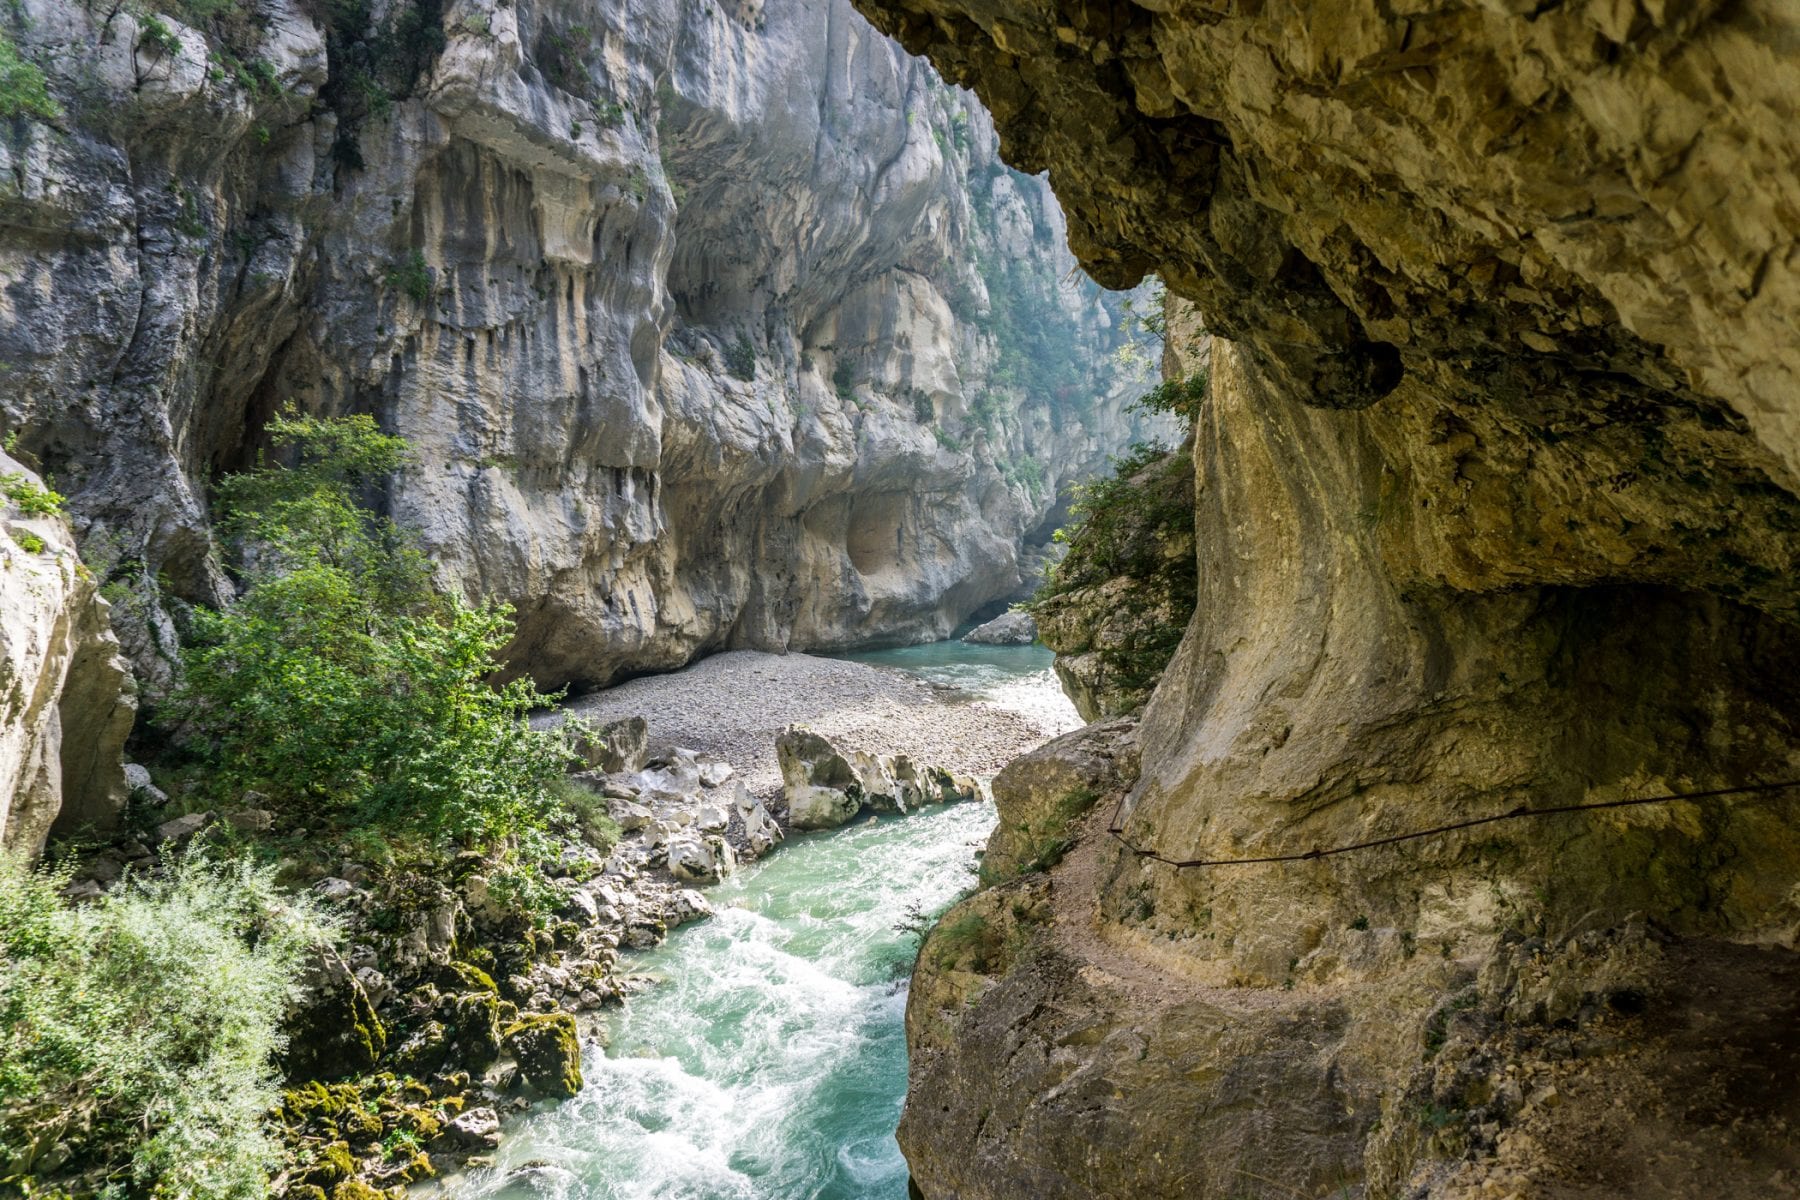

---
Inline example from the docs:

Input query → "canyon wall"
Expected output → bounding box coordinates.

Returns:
[0,0,1158,713]
[852,1,1800,1196]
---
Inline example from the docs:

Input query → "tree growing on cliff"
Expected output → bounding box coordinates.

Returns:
[173,413,571,848]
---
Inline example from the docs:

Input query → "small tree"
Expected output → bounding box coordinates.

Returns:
[175,413,570,846]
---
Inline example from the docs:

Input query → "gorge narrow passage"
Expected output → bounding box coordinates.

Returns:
[454,645,1074,1200]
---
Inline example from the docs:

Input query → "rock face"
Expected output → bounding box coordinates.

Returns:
[960,609,1035,645]
[0,0,1160,697]
[0,452,134,854]
[852,2,1800,1196]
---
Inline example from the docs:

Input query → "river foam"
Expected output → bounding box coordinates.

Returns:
[458,801,999,1200]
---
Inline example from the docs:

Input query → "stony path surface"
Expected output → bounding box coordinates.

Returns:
[553,650,1056,799]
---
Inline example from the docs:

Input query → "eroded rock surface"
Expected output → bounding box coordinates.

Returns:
[851,1,1800,1195]
[0,452,134,854]
[0,0,1162,697]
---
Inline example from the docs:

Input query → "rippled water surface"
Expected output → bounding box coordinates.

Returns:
[840,638,1079,735]
[457,642,1069,1200]
[458,793,995,1200]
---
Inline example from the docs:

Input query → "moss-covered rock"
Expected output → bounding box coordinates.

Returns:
[282,948,387,1082]
[501,1013,583,1099]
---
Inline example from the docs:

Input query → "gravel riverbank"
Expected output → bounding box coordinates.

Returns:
[553,650,1064,799]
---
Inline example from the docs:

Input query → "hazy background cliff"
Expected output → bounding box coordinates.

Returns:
[0,0,1161,734]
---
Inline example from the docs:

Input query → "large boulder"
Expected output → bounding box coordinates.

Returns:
[962,610,1038,646]
[776,726,980,829]
[501,1013,583,1099]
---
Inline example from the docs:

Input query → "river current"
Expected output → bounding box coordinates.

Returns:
[458,640,1072,1200]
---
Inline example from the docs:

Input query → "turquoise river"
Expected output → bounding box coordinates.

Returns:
[457,640,1071,1200]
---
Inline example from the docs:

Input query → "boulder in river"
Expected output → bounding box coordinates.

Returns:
[962,610,1039,645]
[776,726,982,829]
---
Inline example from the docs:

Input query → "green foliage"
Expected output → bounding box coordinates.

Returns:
[317,0,447,171]
[536,23,594,99]
[911,389,935,424]
[1038,442,1190,597]
[0,32,59,121]
[930,911,995,971]
[591,98,625,127]
[0,472,64,516]
[1001,456,1046,495]
[385,249,432,305]
[139,14,185,57]
[546,778,622,855]
[724,334,757,382]
[832,359,856,401]
[1033,440,1198,701]
[1129,370,1208,424]
[9,530,45,554]
[1112,276,1166,383]
[173,413,572,848]
[932,426,964,454]
[0,850,338,1198]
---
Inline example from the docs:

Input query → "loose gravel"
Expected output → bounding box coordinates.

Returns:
[552,650,1060,799]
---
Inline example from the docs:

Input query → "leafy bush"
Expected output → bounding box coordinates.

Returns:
[0,851,337,1198]
[385,249,432,305]
[724,334,756,382]
[832,360,856,401]
[173,413,571,847]
[9,530,45,554]
[0,472,65,516]
[0,32,59,121]
[1129,370,1208,423]
[1037,442,1192,597]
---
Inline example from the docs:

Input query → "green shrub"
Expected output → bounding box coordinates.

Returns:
[0,850,338,1198]
[0,33,59,121]
[385,249,432,305]
[172,413,571,847]
[9,530,45,554]
[1129,370,1208,423]
[0,472,65,516]
[724,334,756,382]
[832,360,856,401]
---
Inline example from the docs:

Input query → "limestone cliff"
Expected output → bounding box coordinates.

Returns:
[0,0,1157,697]
[851,1,1800,1196]
[0,453,134,853]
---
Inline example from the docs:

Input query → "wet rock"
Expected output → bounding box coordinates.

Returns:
[444,1106,501,1149]
[778,726,979,828]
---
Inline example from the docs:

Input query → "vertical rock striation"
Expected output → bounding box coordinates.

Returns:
[0,0,1160,697]
[850,1,1800,1195]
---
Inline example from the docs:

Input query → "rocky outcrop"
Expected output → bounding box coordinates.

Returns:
[852,2,1800,1196]
[0,452,134,854]
[0,0,1159,697]
[960,609,1035,645]
[776,726,980,829]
